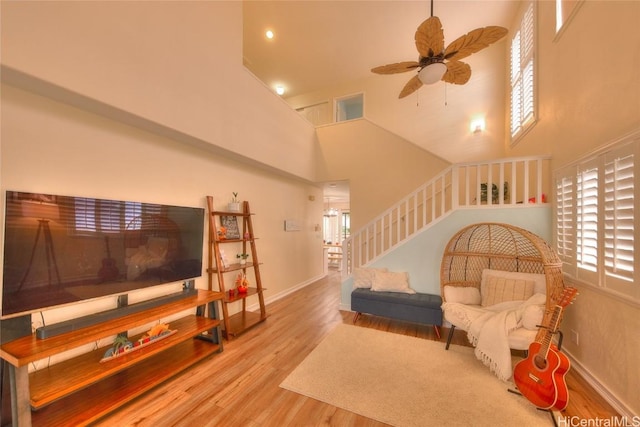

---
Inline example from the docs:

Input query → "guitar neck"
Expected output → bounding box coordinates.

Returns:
[537,305,562,360]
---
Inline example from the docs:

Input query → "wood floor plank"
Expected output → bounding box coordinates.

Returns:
[94,271,619,426]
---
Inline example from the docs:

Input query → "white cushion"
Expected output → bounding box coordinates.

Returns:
[481,275,535,306]
[352,267,388,289]
[370,270,416,294]
[481,269,547,296]
[521,304,545,330]
[444,286,481,305]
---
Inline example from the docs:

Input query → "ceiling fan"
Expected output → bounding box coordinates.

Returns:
[371,1,508,99]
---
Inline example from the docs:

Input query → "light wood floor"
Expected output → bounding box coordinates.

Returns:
[97,271,619,426]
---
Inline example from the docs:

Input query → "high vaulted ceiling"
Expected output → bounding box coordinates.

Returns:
[242,1,521,164]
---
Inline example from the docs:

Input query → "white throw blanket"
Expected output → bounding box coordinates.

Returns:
[443,294,546,381]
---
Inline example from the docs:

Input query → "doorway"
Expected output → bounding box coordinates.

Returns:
[322,180,350,272]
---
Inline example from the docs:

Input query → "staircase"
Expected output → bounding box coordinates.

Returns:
[342,155,551,276]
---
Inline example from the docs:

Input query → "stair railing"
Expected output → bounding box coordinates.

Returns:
[342,155,551,275]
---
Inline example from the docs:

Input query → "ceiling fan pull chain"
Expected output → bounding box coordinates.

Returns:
[444,83,448,106]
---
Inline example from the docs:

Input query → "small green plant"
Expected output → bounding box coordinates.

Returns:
[231,192,239,203]
[236,253,249,260]
[481,182,509,203]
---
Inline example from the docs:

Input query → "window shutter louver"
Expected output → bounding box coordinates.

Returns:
[510,2,535,140]
[604,149,634,282]
[577,166,599,273]
[555,175,574,263]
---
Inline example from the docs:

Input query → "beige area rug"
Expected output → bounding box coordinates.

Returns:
[280,324,554,427]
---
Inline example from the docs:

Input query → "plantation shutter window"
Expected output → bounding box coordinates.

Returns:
[603,146,634,284]
[510,1,536,142]
[555,173,575,265]
[576,163,598,279]
[553,133,640,301]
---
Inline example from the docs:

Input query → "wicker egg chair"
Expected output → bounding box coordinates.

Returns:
[440,222,566,347]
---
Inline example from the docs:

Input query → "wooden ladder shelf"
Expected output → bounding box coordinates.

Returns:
[206,196,267,338]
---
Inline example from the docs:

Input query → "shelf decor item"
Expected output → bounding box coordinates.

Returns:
[228,192,241,212]
[235,272,249,293]
[100,323,176,363]
[220,216,240,239]
[217,225,227,240]
[206,195,267,339]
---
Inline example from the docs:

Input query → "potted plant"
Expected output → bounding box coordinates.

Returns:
[228,192,241,212]
[236,253,249,265]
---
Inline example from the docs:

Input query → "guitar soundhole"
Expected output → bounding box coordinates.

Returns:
[534,355,547,370]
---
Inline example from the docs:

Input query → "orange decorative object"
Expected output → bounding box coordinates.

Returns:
[235,272,249,293]
[218,226,227,240]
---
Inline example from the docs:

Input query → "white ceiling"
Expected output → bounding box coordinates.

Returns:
[243,1,520,98]
[242,0,523,203]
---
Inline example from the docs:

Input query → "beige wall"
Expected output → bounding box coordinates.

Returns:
[1,83,324,323]
[506,1,640,416]
[506,1,640,166]
[316,119,451,229]
[0,1,325,343]
[286,40,509,164]
[1,1,318,182]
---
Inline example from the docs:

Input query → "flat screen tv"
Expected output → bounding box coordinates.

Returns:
[1,191,205,319]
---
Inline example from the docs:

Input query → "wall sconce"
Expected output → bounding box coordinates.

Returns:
[470,118,485,134]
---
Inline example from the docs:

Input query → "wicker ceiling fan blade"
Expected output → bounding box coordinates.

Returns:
[444,26,508,61]
[442,61,471,85]
[415,16,445,58]
[371,61,420,74]
[399,75,424,98]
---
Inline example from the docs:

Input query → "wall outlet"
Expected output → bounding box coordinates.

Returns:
[570,329,579,346]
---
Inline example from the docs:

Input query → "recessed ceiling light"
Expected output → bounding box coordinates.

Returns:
[265,30,274,39]
[275,85,285,96]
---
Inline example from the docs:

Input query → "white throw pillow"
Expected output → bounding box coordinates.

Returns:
[443,286,481,305]
[481,275,535,306]
[521,304,545,330]
[353,267,388,289]
[370,270,416,294]
[481,269,547,296]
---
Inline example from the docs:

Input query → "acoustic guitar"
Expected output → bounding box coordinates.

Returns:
[513,287,578,411]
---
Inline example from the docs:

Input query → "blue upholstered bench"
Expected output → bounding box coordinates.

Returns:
[351,288,443,338]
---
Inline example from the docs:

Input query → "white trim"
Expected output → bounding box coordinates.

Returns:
[562,348,637,420]
[245,273,327,312]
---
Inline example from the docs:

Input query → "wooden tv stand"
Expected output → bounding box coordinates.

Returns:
[0,290,224,426]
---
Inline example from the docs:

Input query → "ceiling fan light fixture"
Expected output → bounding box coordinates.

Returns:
[418,62,447,85]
